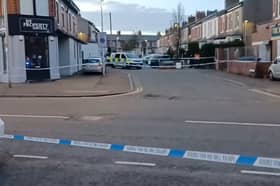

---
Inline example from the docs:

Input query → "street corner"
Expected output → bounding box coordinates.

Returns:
[0,69,140,98]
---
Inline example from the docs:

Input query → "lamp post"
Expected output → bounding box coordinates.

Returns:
[116,36,119,52]
[244,20,249,56]
[100,0,106,76]
[2,0,11,88]
[100,0,104,32]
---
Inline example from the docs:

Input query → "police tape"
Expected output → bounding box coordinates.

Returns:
[1,134,280,170]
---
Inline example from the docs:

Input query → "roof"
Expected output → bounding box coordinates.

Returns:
[61,0,80,14]
[107,34,160,41]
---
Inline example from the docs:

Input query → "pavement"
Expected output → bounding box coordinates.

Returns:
[0,69,132,97]
[0,68,280,185]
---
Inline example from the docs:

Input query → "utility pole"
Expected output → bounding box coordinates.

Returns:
[2,0,11,88]
[109,12,112,36]
[100,0,104,32]
[100,0,106,76]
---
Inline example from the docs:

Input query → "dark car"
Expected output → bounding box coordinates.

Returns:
[150,55,174,67]
[239,56,261,62]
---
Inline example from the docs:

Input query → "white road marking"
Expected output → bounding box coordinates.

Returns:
[249,89,280,99]
[114,161,156,167]
[0,114,70,119]
[64,90,109,93]
[223,79,246,87]
[185,120,280,127]
[80,116,104,121]
[13,155,48,160]
[241,170,280,176]
[128,73,134,91]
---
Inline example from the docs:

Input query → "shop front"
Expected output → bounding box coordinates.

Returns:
[8,15,59,82]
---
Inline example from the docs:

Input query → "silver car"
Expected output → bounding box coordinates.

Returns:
[82,58,103,74]
[268,57,280,80]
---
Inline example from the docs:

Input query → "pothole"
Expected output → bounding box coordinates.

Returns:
[168,96,180,100]
[143,94,162,99]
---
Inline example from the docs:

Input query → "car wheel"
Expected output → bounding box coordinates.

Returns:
[269,71,275,81]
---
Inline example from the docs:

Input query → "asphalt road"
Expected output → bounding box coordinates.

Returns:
[1,68,280,186]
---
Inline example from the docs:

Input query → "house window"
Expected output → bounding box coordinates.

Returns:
[61,7,65,28]
[235,12,240,29]
[69,14,72,32]
[73,22,76,34]
[56,2,59,24]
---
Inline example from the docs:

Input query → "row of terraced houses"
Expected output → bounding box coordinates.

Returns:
[158,0,280,62]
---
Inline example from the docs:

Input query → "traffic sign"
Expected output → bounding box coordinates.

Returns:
[98,32,107,48]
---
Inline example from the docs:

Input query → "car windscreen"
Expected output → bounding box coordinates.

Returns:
[83,59,100,64]
[127,53,139,58]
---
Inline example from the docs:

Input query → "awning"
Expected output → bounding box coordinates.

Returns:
[252,41,270,46]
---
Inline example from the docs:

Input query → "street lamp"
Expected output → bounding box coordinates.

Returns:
[1,0,11,88]
[244,20,249,56]
[145,40,148,55]
[100,0,104,32]
[116,36,119,52]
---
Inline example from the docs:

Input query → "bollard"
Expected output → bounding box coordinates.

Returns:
[0,118,4,136]
[176,62,182,69]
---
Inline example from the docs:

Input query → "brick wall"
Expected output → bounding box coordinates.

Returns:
[252,23,272,43]
[7,0,20,14]
[191,24,202,42]
[49,0,56,17]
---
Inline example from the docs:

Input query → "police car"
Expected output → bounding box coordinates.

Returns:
[108,52,143,69]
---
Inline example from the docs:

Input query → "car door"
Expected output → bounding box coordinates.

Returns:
[115,54,121,65]
[275,58,280,78]
[121,54,127,64]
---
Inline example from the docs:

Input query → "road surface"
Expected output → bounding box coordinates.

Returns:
[1,68,280,186]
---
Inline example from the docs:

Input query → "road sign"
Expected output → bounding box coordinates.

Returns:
[98,32,107,48]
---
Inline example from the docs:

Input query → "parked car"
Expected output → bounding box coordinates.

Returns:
[239,56,261,62]
[268,57,280,80]
[82,58,103,74]
[149,55,173,67]
[110,52,143,69]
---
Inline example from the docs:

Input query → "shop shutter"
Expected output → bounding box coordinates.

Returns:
[7,0,20,14]
[49,0,55,17]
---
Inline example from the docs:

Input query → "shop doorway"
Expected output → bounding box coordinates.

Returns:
[25,36,50,81]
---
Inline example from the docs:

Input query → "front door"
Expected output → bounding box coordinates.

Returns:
[25,36,50,81]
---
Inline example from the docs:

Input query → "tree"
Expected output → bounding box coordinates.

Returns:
[186,42,200,57]
[172,3,185,58]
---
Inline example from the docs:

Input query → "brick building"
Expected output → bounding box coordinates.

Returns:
[272,0,280,59]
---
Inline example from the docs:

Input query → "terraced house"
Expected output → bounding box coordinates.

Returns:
[157,0,273,57]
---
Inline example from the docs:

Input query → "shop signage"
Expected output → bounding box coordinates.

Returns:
[20,18,51,33]
[8,15,55,35]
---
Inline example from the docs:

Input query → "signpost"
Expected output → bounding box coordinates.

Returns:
[98,32,107,76]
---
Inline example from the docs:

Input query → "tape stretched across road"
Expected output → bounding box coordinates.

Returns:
[1,134,280,170]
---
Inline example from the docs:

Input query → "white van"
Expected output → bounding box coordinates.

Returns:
[109,52,143,69]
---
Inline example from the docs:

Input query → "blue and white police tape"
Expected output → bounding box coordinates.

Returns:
[1,134,280,170]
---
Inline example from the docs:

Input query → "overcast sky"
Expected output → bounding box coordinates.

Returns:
[74,0,224,35]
